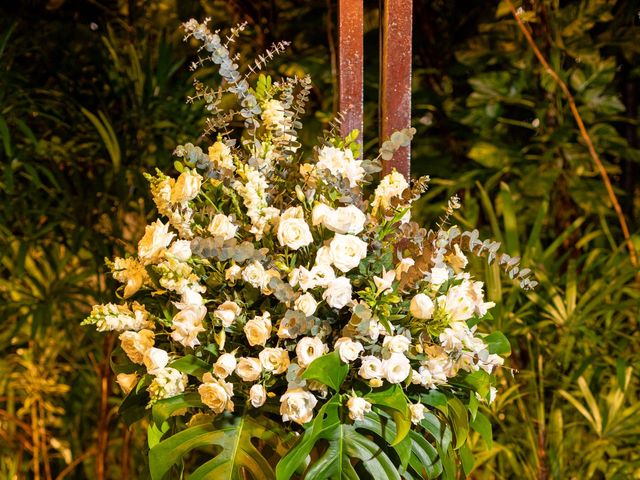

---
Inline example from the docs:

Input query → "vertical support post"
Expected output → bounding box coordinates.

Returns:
[380,0,412,177]
[338,0,364,145]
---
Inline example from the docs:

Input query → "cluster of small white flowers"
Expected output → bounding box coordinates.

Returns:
[84,302,152,332]
[316,146,365,188]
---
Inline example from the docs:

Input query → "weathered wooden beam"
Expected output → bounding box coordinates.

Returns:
[337,0,364,145]
[380,0,412,177]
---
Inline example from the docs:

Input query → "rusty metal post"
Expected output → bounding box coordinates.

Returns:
[380,0,412,177]
[338,0,364,145]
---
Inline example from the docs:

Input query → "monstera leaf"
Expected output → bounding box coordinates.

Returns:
[277,396,404,480]
[149,412,294,480]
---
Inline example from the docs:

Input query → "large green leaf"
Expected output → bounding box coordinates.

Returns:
[365,384,411,445]
[301,351,348,392]
[276,397,401,480]
[149,412,293,480]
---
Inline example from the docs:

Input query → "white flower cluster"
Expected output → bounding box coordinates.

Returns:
[85,21,515,432]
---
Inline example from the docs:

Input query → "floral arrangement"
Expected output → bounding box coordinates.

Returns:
[83,19,535,480]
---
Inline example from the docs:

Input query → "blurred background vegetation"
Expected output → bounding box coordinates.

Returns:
[1,0,639,478]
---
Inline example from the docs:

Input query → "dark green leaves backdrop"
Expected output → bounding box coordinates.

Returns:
[1,0,638,478]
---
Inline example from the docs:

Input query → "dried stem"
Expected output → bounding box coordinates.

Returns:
[506,0,638,268]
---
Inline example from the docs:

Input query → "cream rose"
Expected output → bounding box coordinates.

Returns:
[198,372,234,414]
[322,276,352,309]
[214,353,237,379]
[277,207,313,250]
[324,205,367,235]
[295,337,327,368]
[225,264,242,282]
[346,395,372,421]
[242,261,269,290]
[143,347,169,374]
[171,304,207,348]
[244,313,272,347]
[116,373,138,394]
[208,213,238,241]
[358,355,383,379]
[294,292,318,317]
[249,384,267,408]
[170,169,202,204]
[259,347,290,374]
[119,329,155,364]
[328,234,367,273]
[214,301,241,327]
[382,335,412,354]
[138,220,175,264]
[335,337,364,363]
[410,293,435,320]
[280,388,317,425]
[382,353,411,384]
[235,357,262,382]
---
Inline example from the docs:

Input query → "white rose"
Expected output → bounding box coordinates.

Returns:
[316,146,364,188]
[383,335,412,354]
[214,301,241,327]
[138,220,175,264]
[346,395,372,421]
[143,347,169,374]
[322,276,352,309]
[214,353,237,379]
[242,261,269,290]
[198,372,234,414]
[171,304,207,348]
[295,337,327,368]
[208,213,238,241]
[410,403,426,425]
[294,293,318,316]
[310,264,335,287]
[168,240,192,261]
[244,313,272,347]
[277,207,313,250]
[430,267,449,286]
[335,337,364,363]
[235,357,262,382]
[171,169,202,204]
[410,293,434,320]
[328,234,367,273]
[382,353,411,384]
[289,266,314,291]
[323,205,367,235]
[249,384,267,408]
[359,355,383,379]
[280,388,318,425]
[119,329,155,364]
[259,347,290,374]
[116,373,138,394]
